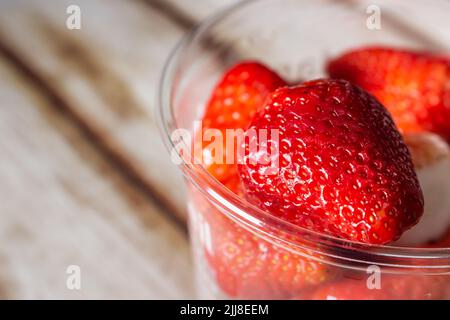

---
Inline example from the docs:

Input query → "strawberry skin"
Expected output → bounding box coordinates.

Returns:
[238,79,424,244]
[204,209,336,299]
[425,228,450,248]
[327,46,450,141]
[204,214,265,298]
[200,61,286,192]
[309,275,449,300]
[203,61,286,130]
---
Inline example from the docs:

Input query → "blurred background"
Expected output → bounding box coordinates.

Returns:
[0,0,237,299]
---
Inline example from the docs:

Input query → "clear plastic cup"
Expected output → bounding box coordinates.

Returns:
[158,0,450,299]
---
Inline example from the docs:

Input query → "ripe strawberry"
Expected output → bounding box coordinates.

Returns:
[425,228,450,248]
[309,275,449,300]
[327,46,450,141]
[203,214,265,298]
[435,229,450,247]
[203,209,337,299]
[238,79,424,244]
[199,61,286,193]
[195,63,338,298]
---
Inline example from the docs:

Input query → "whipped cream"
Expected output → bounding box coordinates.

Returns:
[396,133,450,246]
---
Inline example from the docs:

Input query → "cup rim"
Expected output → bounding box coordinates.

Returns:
[157,0,450,271]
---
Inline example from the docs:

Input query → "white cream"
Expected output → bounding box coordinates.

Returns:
[396,132,450,246]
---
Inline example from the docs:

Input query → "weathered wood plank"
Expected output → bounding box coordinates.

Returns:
[0,0,248,223]
[0,0,190,220]
[0,59,194,299]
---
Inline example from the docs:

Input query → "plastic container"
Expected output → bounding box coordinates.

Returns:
[158,0,450,299]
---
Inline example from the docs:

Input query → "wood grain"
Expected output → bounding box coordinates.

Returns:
[0,0,241,223]
[0,59,194,299]
[0,0,190,221]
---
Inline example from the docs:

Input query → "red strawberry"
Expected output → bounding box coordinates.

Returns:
[203,209,337,299]
[309,275,449,300]
[204,214,265,298]
[425,228,450,248]
[199,61,286,192]
[238,79,424,244]
[327,46,450,141]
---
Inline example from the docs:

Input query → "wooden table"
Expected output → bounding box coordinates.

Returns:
[0,0,237,299]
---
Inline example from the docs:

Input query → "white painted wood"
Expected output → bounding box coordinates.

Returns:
[0,60,194,299]
[0,0,190,219]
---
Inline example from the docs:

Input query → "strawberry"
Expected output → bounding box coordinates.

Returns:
[203,214,265,298]
[237,79,424,244]
[425,228,450,248]
[195,62,337,298]
[203,209,337,299]
[327,46,450,141]
[309,275,449,300]
[199,61,286,192]
[435,229,450,247]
